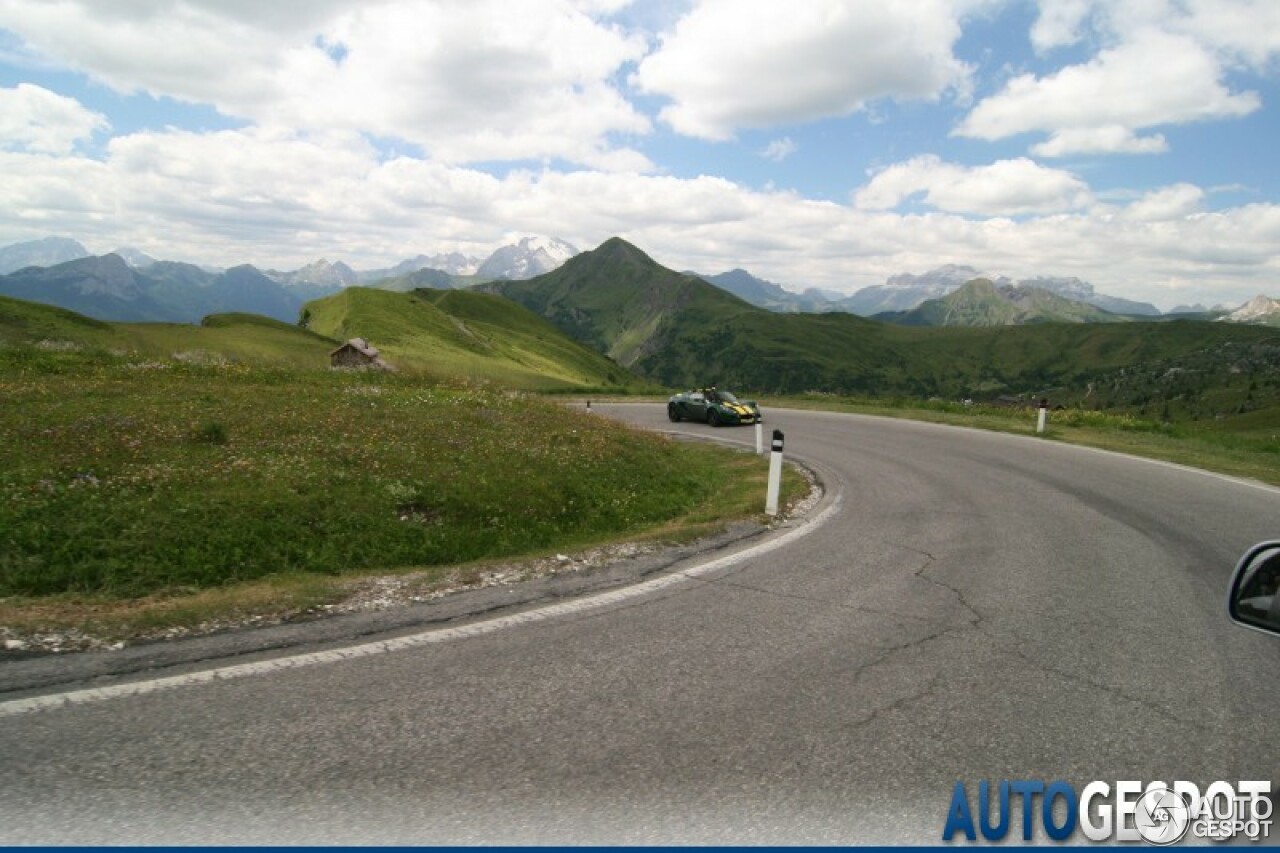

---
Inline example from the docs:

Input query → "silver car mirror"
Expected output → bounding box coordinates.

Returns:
[1227,541,1280,636]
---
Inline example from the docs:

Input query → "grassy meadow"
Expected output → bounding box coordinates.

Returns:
[0,333,804,643]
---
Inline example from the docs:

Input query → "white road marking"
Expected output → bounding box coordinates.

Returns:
[0,491,842,718]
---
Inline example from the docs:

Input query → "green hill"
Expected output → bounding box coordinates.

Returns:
[368,268,458,292]
[639,291,1280,404]
[0,294,337,369]
[882,278,1125,326]
[484,237,757,367]
[301,286,637,390]
[367,269,495,292]
[0,292,119,347]
[477,239,1280,422]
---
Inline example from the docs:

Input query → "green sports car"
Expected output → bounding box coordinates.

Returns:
[667,388,762,426]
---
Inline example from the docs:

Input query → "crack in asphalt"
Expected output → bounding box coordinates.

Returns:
[905,546,985,630]
[843,670,946,735]
[706,555,972,730]
[901,542,1216,734]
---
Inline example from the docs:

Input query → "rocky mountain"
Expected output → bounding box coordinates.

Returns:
[1219,295,1280,326]
[266,258,359,288]
[695,269,836,313]
[1017,276,1160,316]
[262,238,577,288]
[0,236,91,274]
[845,265,1159,317]
[476,236,578,280]
[844,265,996,315]
[878,279,1124,327]
[112,247,160,269]
[360,252,481,282]
[1169,302,1228,315]
[0,254,172,321]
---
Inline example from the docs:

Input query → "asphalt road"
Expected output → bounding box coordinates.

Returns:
[2,404,1279,844]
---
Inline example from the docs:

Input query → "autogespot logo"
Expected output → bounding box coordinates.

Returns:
[1133,786,1192,845]
[942,779,1272,844]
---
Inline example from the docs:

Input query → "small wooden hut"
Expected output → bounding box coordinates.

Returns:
[329,338,393,371]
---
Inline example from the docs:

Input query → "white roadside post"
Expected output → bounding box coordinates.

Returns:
[765,429,784,517]
[1036,397,1048,434]
[755,421,764,455]
[586,399,592,414]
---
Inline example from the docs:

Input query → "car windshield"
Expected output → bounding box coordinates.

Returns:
[713,391,739,403]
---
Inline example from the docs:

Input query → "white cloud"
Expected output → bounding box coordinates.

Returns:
[1030,0,1093,52]
[1122,183,1205,221]
[760,137,797,162]
[631,0,971,140]
[1030,0,1280,69]
[0,0,653,170]
[854,155,1092,216]
[1,129,1277,309]
[1030,126,1167,157]
[1180,0,1280,69]
[0,83,108,154]
[0,1,1277,311]
[957,30,1259,156]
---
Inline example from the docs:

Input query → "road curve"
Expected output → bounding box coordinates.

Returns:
[1,405,1278,844]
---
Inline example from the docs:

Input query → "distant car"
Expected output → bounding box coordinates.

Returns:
[667,388,761,426]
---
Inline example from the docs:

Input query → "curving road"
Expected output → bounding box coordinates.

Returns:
[2,405,1278,844]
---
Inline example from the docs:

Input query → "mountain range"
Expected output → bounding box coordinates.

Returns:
[0,235,583,324]
[698,263,1163,318]
[480,237,1280,403]
[692,269,838,313]
[0,254,306,323]
[875,278,1124,326]
[3,234,1278,333]
[6,235,1280,423]
[0,233,578,287]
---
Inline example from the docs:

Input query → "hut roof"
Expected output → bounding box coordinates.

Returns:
[330,338,380,358]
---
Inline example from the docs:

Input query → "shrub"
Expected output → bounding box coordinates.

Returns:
[194,420,229,445]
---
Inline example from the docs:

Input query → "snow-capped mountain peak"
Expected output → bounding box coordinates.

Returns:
[519,235,576,261]
[476,235,579,279]
[1222,294,1280,323]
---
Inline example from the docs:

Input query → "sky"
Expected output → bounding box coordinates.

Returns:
[0,0,1278,310]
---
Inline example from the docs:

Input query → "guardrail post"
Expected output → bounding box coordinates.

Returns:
[766,429,784,516]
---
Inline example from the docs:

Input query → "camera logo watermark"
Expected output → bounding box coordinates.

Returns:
[1134,786,1191,845]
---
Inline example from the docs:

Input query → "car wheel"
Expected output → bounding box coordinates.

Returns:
[668,403,681,422]
[707,409,720,427]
